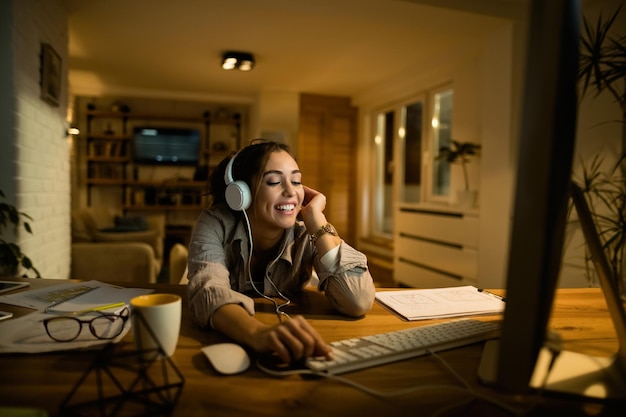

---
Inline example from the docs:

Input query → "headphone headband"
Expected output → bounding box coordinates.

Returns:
[224,152,236,185]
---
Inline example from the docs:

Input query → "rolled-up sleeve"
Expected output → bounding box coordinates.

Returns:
[316,242,376,317]
[186,210,255,328]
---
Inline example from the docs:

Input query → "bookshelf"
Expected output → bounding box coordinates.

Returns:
[83,107,242,211]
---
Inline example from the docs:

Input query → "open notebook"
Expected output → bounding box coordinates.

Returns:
[0,280,152,313]
[375,285,505,321]
[46,285,152,314]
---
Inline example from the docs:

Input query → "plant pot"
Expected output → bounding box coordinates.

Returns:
[457,190,478,209]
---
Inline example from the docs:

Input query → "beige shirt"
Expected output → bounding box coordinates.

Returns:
[187,204,376,327]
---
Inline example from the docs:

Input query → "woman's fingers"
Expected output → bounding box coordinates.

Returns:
[261,315,331,363]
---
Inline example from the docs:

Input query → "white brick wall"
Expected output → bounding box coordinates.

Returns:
[11,0,70,279]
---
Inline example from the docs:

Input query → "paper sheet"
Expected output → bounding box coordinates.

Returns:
[46,285,151,314]
[375,285,505,321]
[0,280,151,312]
[0,280,153,353]
[0,310,131,353]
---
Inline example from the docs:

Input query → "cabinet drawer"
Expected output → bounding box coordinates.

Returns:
[396,236,478,280]
[394,261,473,288]
[396,209,478,248]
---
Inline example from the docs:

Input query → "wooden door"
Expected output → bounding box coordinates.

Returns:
[299,94,357,245]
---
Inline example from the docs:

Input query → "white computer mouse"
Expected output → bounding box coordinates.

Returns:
[201,343,250,375]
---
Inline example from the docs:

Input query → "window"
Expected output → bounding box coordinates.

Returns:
[370,96,425,237]
[367,87,453,239]
[429,88,454,200]
[372,110,394,236]
[401,101,423,203]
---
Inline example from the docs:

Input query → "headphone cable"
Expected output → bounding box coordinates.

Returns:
[241,209,291,322]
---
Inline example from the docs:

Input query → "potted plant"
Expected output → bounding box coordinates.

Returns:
[574,4,626,297]
[575,156,625,297]
[437,140,481,208]
[0,190,40,277]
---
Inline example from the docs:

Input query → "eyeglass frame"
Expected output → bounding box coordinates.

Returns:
[43,307,130,342]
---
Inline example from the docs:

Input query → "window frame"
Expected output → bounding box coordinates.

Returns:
[425,84,454,204]
[366,93,427,240]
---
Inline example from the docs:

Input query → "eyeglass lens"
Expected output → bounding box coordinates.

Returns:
[45,314,126,342]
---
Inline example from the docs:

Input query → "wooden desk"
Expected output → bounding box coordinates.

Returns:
[0,279,621,417]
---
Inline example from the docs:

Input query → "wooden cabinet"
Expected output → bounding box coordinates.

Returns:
[298,94,358,245]
[394,205,479,288]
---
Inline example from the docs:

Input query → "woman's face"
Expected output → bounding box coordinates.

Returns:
[248,150,304,231]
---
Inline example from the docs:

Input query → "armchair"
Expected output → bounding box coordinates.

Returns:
[70,207,165,283]
[168,243,189,285]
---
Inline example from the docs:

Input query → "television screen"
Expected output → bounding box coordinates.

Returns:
[133,127,200,165]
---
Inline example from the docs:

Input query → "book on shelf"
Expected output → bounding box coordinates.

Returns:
[104,141,113,157]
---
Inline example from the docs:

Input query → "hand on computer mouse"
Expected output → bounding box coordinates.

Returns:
[252,315,332,364]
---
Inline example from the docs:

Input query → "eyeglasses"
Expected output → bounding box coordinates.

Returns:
[43,307,129,342]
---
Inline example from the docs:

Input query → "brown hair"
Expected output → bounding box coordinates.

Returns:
[208,139,294,208]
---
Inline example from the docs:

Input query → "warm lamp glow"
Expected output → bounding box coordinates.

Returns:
[222,52,255,71]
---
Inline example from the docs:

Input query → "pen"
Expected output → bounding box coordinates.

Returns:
[71,302,126,316]
[477,288,506,302]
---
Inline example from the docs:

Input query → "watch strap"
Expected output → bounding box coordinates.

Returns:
[310,223,338,244]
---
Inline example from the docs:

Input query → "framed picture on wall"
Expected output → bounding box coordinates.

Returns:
[40,43,61,107]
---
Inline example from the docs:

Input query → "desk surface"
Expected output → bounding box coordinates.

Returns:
[0,278,621,417]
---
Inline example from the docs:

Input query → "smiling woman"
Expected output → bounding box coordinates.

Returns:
[185,139,376,365]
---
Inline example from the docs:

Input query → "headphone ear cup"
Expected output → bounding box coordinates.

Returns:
[225,180,251,211]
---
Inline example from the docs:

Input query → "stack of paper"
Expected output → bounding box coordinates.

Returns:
[375,285,505,321]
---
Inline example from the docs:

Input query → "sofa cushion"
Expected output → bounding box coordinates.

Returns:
[71,242,158,283]
[71,212,93,242]
[99,215,149,232]
[72,207,165,260]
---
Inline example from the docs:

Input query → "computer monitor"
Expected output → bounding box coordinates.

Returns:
[477,0,626,402]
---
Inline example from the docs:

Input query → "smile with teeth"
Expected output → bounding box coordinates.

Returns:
[275,204,296,212]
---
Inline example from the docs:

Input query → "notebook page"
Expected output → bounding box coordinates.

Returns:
[375,285,505,321]
[46,285,153,314]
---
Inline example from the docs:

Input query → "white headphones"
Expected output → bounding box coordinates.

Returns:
[226,147,291,322]
[224,151,251,211]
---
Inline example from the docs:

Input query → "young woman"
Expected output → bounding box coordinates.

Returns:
[187,140,375,363]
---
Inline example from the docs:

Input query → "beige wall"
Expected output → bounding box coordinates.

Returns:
[252,90,300,155]
[6,0,71,279]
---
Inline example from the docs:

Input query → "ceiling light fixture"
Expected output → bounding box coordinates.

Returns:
[221,51,255,71]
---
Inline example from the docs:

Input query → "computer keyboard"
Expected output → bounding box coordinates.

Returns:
[305,318,500,375]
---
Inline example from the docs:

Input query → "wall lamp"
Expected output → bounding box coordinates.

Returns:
[221,51,255,71]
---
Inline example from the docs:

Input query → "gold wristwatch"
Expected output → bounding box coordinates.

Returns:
[310,223,338,244]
